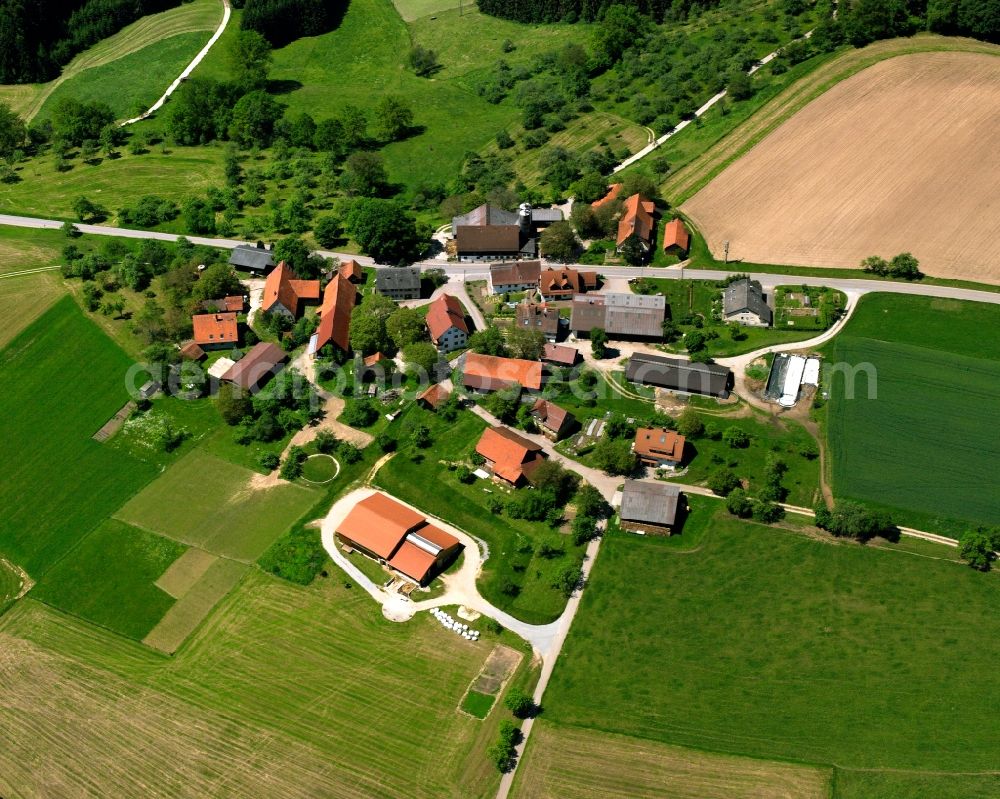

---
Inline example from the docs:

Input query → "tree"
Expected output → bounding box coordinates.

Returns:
[592,437,637,476]
[484,389,521,424]
[192,262,244,301]
[618,171,658,200]
[684,330,707,354]
[183,197,216,234]
[387,307,428,349]
[228,91,284,148]
[279,446,307,480]
[504,687,535,719]
[727,71,753,101]
[554,564,582,597]
[468,325,507,357]
[889,252,923,280]
[506,326,545,360]
[272,235,323,278]
[592,3,644,67]
[677,408,704,439]
[408,44,439,77]
[409,422,432,449]
[813,501,895,541]
[372,95,414,142]
[349,292,397,354]
[723,426,750,448]
[0,102,26,158]
[230,29,272,92]
[217,383,253,425]
[488,719,520,772]
[708,469,741,497]
[341,398,379,428]
[841,0,914,47]
[571,171,611,204]
[341,151,389,197]
[860,254,889,275]
[590,327,608,359]
[313,214,342,248]
[726,488,754,518]
[343,199,423,265]
[575,484,611,519]
[529,460,579,503]
[539,220,578,261]
[958,530,995,570]
[403,341,438,374]
[751,499,785,524]
[51,97,114,147]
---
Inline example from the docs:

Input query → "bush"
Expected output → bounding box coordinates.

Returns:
[315,430,338,454]
[723,426,750,448]
[341,398,379,428]
[279,445,307,480]
[259,452,280,471]
[813,501,894,542]
[708,469,741,497]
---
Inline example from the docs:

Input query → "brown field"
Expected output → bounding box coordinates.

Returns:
[682,51,1000,284]
[512,721,831,799]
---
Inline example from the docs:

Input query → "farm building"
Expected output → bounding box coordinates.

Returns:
[626,352,732,398]
[261,262,321,319]
[662,218,690,256]
[200,295,245,314]
[453,203,561,262]
[723,279,772,327]
[542,343,579,367]
[228,242,274,274]
[375,267,421,300]
[308,274,357,356]
[475,426,546,486]
[462,352,543,393]
[220,342,287,393]
[633,427,686,469]
[416,383,450,410]
[619,480,683,535]
[179,341,206,361]
[488,260,542,294]
[592,182,622,208]
[538,267,598,300]
[530,399,576,441]
[191,312,238,349]
[426,294,470,354]
[570,293,666,339]
[616,194,657,258]
[515,303,560,342]
[335,492,463,585]
[338,259,364,282]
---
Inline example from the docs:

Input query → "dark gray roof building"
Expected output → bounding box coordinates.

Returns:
[723,278,772,326]
[452,204,519,229]
[620,480,681,529]
[375,267,422,299]
[570,293,666,339]
[625,352,732,398]
[229,243,274,273]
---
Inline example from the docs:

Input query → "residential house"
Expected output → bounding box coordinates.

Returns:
[375,267,421,300]
[723,278,772,327]
[619,480,683,535]
[261,261,321,319]
[475,426,546,486]
[416,383,450,410]
[462,352,543,393]
[625,352,732,398]
[488,260,541,295]
[308,274,357,356]
[452,203,562,262]
[570,293,666,339]
[530,399,575,441]
[591,182,622,209]
[338,259,364,283]
[538,267,598,301]
[515,302,560,342]
[220,342,287,393]
[228,242,274,274]
[191,312,239,349]
[541,342,579,367]
[662,218,690,257]
[633,427,686,469]
[616,193,657,258]
[426,293,470,354]
[335,491,463,585]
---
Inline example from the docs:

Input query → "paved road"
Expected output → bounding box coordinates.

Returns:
[121,0,232,126]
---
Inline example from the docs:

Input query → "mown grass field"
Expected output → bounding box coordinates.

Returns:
[0,298,159,576]
[0,227,66,348]
[825,294,1000,534]
[115,448,319,561]
[832,770,1000,799]
[542,509,1000,778]
[513,720,832,799]
[392,0,461,21]
[0,570,514,798]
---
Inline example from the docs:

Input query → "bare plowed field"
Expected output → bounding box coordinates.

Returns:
[682,52,1000,284]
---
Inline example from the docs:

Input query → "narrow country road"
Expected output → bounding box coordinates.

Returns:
[120,0,231,126]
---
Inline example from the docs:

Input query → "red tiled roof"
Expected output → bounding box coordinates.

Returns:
[416,383,450,409]
[262,261,321,317]
[490,260,541,287]
[339,259,363,281]
[414,523,460,551]
[456,225,520,253]
[220,342,287,390]
[476,426,544,484]
[364,352,386,367]
[531,399,572,434]
[541,343,578,366]
[617,193,656,247]
[336,493,426,559]
[387,540,438,583]
[191,312,238,345]
[663,218,690,252]
[313,275,356,353]
[426,293,469,343]
[223,295,245,312]
[633,427,686,463]
[463,352,543,391]
[179,341,206,360]
[592,182,623,209]
[539,267,598,296]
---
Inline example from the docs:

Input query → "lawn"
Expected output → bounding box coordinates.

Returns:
[0,569,514,798]
[544,509,1000,777]
[392,0,461,21]
[373,405,587,624]
[460,689,496,720]
[824,294,1000,534]
[115,448,319,561]
[31,520,184,640]
[0,298,159,576]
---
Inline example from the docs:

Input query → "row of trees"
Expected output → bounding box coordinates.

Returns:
[860,252,923,280]
[236,0,348,47]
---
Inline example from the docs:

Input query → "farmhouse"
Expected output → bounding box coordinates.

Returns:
[625,352,732,398]
[375,267,421,300]
[619,480,683,535]
[723,278,772,327]
[416,383,450,410]
[335,492,462,585]
[488,260,542,295]
[261,261,321,319]
[308,274,357,356]
[426,294,469,354]
[475,426,546,486]
[191,312,238,348]
[538,267,598,301]
[662,218,690,256]
[570,293,666,339]
[542,342,579,367]
[338,259,363,283]
[530,399,576,441]
[228,242,274,274]
[633,427,686,469]
[515,303,560,341]
[453,203,562,262]
[592,182,622,208]
[220,342,287,393]
[616,193,657,257]
[462,352,543,393]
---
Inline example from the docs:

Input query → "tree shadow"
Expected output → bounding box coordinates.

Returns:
[267,79,303,95]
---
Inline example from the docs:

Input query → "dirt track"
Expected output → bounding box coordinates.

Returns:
[683,51,1000,284]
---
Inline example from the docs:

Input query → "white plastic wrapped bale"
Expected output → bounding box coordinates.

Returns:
[802,358,821,386]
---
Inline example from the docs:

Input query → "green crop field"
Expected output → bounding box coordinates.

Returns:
[0,570,519,798]
[115,448,319,561]
[825,294,1000,534]
[31,520,185,640]
[541,510,1000,785]
[0,298,159,576]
